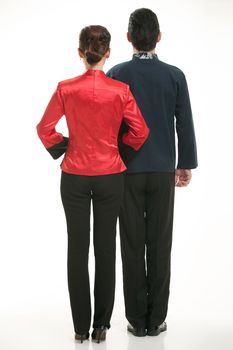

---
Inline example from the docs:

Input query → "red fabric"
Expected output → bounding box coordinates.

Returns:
[37,70,149,176]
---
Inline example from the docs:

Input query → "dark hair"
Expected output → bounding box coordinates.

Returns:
[79,25,111,65]
[128,8,160,51]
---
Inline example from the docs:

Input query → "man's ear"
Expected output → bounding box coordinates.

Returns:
[157,32,162,43]
[127,32,132,43]
[78,48,85,58]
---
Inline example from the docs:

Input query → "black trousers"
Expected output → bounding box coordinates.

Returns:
[60,171,124,334]
[119,173,175,328]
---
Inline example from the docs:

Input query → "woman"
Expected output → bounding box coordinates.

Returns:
[37,25,149,343]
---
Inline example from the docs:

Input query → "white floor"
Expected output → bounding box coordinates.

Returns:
[1,213,233,350]
[1,176,233,350]
[1,308,233,350]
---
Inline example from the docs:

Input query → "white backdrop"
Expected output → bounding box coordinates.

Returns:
[0,0,233,349]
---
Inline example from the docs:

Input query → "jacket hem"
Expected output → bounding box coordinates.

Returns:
[60,166,127,176]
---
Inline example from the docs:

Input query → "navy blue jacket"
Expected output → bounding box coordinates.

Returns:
[107,54,198,173]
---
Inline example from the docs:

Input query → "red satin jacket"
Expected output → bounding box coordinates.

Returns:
[37,69,149,176]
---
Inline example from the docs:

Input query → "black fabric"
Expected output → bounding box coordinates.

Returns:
[118,121,137,164]
[60,171,124,333]
[119,173,175,328]
[107,55,198,173]
[46,136,69,159]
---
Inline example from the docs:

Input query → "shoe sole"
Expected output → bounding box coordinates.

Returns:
[147,324,167,337]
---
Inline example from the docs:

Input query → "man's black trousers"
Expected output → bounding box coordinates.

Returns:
[60,171,124,334]
[119,172,175,328]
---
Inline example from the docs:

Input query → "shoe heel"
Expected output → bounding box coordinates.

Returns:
[92,328,106,343]
[92,326,107,343]
[97,332,101,344]
[97,329,105,343]
[75,332,89,343]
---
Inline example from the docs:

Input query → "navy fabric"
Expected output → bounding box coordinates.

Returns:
[107,55,198,173]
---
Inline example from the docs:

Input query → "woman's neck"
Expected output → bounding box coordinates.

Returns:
[84,64,104,71]
[83,57,106,71]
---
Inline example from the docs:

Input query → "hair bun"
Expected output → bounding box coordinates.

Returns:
[85,51,102,65]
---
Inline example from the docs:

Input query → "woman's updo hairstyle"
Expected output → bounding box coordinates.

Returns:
[79,25,111,65]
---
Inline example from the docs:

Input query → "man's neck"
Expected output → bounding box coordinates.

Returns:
[133,48,156,54]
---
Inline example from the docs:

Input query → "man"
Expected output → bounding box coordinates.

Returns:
[107,8,197,337]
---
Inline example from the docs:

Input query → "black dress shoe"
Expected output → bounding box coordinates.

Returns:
[147,321,167,336]
[127,323,146,337]
[75,332,89,343]
[91,326,107,343]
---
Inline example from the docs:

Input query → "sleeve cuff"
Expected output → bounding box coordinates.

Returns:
[118,141,137,165]
[46,137,69,159]
[177,162,198,169]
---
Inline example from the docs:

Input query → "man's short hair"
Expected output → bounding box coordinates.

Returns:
[128,8,160,51]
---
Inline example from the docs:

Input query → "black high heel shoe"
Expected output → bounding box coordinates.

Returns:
[91,326,107,343]
[75,332,89,343]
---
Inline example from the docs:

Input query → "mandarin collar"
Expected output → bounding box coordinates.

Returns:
[84,69,106,77]
[133,52,158,60]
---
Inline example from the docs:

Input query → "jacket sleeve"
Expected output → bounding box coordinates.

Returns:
[36,84,69,159]
[122,86,149,151]
[175,73,198,169]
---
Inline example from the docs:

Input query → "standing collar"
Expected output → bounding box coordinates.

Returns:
[133,52,158,60]
[84,69,106,77]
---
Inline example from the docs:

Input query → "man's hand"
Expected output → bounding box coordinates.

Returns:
[175,169,192,187]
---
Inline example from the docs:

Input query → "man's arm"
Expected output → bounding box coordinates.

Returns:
[107,67,143,164]
[175,72,197,186]
[122,86,149,150]
[175,72,197,169]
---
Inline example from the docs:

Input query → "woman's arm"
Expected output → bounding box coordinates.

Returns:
[37,84,68,159]
[122,86,149,150]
